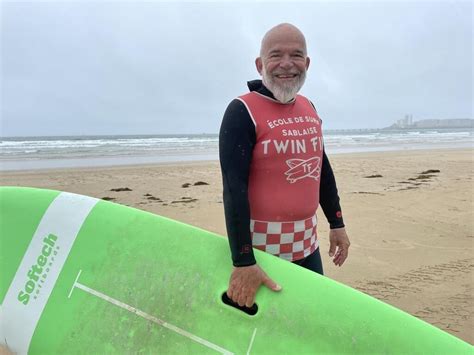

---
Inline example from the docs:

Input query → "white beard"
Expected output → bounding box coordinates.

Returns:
[262,67,306,103]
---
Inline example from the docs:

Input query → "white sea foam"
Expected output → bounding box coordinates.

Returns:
[1,130,472,170]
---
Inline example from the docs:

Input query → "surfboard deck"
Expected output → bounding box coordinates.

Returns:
[0,187,471,354]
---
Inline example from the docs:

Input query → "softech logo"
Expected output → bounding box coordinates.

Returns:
[284,156,321,183]
[17,233,59,305]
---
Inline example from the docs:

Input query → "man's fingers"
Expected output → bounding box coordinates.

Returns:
[245,295,255,308]
[239,289,256,308]
[229,287,255,308]
[334,248,344,263]
[339,248,349,265]
[237,292,247,307]
[231,290,241,304]
[328,241,337,257]
[329,228,350,264]
[334,247,349,266]
[331,246,341,262]
[227,264,282,309]
[262,275,282,291]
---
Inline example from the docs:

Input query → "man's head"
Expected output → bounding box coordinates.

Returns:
[256,23,310,103]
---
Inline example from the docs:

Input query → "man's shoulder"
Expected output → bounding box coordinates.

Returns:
[223,97,250,117]
[296,93,312,102]
[221,97,256,131]
[225,96,247,110]
[296,94,317,110]
[236,92,254,100]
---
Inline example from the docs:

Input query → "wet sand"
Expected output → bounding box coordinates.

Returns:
[1,148,473,344]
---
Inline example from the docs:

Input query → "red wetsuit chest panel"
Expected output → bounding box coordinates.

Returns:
[237,92,324,261]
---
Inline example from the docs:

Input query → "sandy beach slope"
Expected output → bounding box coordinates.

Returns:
[1,148,472,344]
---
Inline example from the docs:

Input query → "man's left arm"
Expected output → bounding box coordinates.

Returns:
[319,149,351,266]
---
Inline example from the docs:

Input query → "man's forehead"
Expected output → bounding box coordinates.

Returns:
[262,39,307,57]
[265,41,306,54]
[261,25,307,55]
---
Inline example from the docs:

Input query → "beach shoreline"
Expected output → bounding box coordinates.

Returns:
[2,128,472,171]
[1,148,473,344]
[1,146,471,173]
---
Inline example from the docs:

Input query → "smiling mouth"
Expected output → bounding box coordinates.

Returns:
[275,74,298,79]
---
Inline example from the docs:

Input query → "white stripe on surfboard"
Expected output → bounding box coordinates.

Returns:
[0,192,98,354]
[69,270,233,355]
[67,269,82,299]
[246,328,257,355]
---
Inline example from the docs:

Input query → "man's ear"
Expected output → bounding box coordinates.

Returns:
[306,56,311,70]
[255,57,263,75]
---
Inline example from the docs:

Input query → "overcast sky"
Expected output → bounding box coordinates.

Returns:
[1,0,472,136]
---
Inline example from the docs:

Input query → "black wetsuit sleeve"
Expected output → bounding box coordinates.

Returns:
[319,149,345,229]
[219,99,257,267]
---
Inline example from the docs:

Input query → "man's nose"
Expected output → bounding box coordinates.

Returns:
[279,55,294,69]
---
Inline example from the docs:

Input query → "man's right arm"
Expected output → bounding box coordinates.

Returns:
[219,99,256,266]
[219,99,282,307]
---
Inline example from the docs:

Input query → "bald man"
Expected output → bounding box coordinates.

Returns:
[219,23,350,309]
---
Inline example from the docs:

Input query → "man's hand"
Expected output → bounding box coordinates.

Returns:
[329,227,350,266]
[227,264,281,308]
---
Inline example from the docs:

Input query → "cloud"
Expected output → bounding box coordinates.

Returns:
[1,1,472,136]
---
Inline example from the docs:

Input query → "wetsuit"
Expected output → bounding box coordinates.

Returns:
[219,80,344,274]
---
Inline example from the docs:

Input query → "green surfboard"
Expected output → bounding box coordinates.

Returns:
[0,187,471,354]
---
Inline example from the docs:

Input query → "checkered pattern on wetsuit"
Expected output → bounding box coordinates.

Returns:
[250,214,318,261]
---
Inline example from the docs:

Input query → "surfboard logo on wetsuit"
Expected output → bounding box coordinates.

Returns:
[285,156,321,183]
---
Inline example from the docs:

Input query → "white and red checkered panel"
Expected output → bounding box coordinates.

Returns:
[250,214,318,261]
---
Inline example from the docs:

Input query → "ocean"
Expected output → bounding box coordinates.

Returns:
[1,129,472,171]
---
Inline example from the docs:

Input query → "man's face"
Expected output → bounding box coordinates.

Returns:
[256,29,310,103]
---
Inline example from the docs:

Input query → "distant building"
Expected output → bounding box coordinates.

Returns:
[413,119,473,128]
[396,114,414,128]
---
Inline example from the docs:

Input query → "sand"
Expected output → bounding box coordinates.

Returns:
[1,148,473,344]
